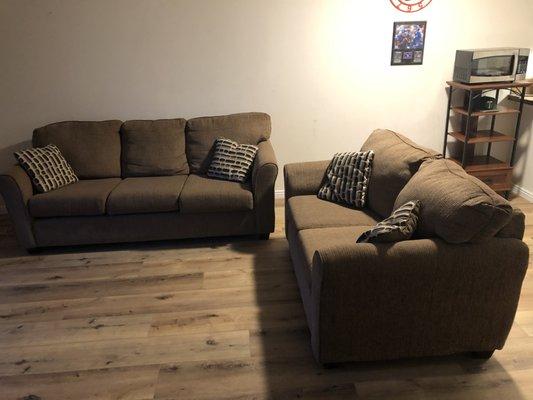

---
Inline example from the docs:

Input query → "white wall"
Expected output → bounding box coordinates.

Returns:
[1,0,532,192]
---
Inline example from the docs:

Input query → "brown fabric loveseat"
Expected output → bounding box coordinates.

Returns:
[0,112,277,250]
[284,129,529,365]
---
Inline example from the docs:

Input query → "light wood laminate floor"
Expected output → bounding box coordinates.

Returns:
[0,197,531,399]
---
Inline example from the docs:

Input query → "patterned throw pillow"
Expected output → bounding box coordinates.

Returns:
[207,138,258,183]
[357,200,421,243]
[318,150,374,208]
[14,144,78,193]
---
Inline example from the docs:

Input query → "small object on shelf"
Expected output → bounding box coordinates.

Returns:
[473,96,497,111]
[442,80,532,198]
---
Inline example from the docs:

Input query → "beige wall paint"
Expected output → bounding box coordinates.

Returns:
[1,0,532,192]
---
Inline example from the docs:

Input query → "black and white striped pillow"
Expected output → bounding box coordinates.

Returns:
[357,200,421,243]
[207,138,258,183]
[14,144,78,193]
[318,150,374,208]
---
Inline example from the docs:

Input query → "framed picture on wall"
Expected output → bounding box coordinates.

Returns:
[391,21,426,66]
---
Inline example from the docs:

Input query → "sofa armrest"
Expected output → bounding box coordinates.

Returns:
[0,166,36,249]
[283,160,329,200]
[252,140,278,233]
[310,237,529,363]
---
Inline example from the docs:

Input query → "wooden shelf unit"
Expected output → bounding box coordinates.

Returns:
[448,130,514,144]
[451,106,519,117]
[443,80,531,197]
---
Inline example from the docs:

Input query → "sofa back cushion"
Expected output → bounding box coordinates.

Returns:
[360,129,441,218]
[33,120,122,179]
[121,119,189,177]
[394,159,513,243]
[185,112,271,174]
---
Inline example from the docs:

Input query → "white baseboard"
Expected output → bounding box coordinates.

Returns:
[275,189,285,199]
[512,185,533,202]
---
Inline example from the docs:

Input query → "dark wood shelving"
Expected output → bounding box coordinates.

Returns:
[452,106,520,117]
[448,156,513,192]
[446,80,532,91]
[443,80,531,197]
[448,130,514,144]
[448,155,510,172]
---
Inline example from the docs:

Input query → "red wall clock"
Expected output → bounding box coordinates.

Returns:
[390,0,432,13]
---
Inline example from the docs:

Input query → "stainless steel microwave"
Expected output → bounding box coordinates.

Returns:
[453,47,529,84]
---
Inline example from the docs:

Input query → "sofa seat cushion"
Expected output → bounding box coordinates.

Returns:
[287,195,379,231]
[33,120,122,179]
[29,178,121,218]
[179,174,254,213]
[295,226,374,286]
[107,176,188,215]
[395,159,513,243]
[360,129,441,218]
[121,119,189,177]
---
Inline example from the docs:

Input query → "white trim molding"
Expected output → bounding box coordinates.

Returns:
[512,184,533,202]
[275,189,285,199]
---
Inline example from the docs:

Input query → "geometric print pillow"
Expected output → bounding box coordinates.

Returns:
[318,150,375,208]
[14,144,78,193]
[207,138,259,183]
[357,200,421,243]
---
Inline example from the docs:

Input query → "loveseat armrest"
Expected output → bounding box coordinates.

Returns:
[497,208,525,240]
[283,160,329,200]
[252,140,278,234]
[0,166,37,249]
[310,237,529,364]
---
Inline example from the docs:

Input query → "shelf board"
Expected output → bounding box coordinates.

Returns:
[448,156,511,172]
[491,183,513,192]
[448,130,514,144]
[452,106,519,117]
[447,80,533,91]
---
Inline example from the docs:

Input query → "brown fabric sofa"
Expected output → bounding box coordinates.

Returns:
[0,112,277,250]
[284,129,529,365]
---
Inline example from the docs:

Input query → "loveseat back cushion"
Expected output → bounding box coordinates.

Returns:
[394,159,512,243]
[360,129,441,218]
[121,119,189,177]
[185,112,271,174]
[33,120,122,179]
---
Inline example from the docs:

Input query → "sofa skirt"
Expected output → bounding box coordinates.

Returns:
[32,211,257,247]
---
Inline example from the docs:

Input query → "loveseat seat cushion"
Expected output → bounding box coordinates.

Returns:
[107,176,187,215]
[29,178,121,218]
[360,129,441,218]
[287,195,379,231]
[121,119,189,177]
[33,120,122,179]
[185,113,271,174]
[395,159,513,243]
[179,174,253,213]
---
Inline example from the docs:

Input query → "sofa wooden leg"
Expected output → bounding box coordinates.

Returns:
[322,362,341,369]
[258,233,270,240]
[27,247,42,255]
[470,350,495,359]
